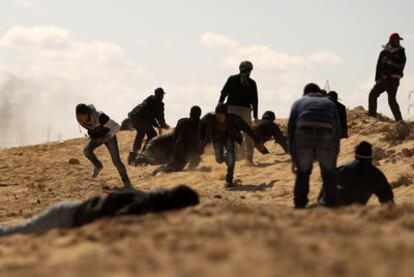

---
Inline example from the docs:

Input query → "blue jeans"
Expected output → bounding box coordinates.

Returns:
[213,138,236,183]
[291,128,339,208]
[84,136,131,184]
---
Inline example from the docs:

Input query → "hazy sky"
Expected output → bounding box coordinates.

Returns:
[0,0,413,147]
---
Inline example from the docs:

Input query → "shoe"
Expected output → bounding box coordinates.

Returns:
[91,166,103,178]
[225,181,235,189]
[127,152,137,165]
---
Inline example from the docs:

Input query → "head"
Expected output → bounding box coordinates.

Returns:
[262,111,276,121]
[154,87,166,100]
[239,61,253,76]
[166,185,200,208]
[190,105,202,120]
[303,83,321,96]
[328,91,338,102]
[355,141,373,162]
[215,103,228,124]
[389,33,403,47]
[75,104,91,124]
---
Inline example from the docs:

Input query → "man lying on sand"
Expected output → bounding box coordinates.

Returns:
[76,104,133,189]
[0,185,199,236]
[318,141,394,206]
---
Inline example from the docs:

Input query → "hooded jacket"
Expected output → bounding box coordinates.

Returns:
[375,43,406,81]
[200,112,259,147]
[130,95,167,128]
[78,105,120,140]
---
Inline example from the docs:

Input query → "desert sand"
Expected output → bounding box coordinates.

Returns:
[1,107,414,277]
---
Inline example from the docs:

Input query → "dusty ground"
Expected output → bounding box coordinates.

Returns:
[1,107,414,277]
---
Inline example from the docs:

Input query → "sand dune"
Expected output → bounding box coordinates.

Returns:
[1,107,414,276]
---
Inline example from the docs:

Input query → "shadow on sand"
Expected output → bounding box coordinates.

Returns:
[230,180,278,192]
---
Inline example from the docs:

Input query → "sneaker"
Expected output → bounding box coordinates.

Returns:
[91,166,103,178]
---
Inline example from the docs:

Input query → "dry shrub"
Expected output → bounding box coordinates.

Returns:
[391,174,413,189]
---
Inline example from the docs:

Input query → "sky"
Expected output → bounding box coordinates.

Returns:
[0,0,413,147]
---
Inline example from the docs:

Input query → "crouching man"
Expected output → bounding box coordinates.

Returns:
[76,104,133,189]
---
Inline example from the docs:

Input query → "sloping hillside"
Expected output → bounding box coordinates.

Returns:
[1,107,414,277]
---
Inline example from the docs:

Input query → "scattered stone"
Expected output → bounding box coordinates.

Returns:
[213,194,222,199]
[68,158,80,165]
[401,148,413,158]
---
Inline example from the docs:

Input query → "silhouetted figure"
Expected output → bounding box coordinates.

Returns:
[163,106,203,172]
[0,186,199,236]
[328,91,348,139]
[288,83,340,208]
[134,133,174,165]
[368,33,406,122]
[318,141,394,206]
[76,104,132,189]
[219,61,258,166]
[200,103,267,188]
[128,87,169,164]
[254,111,288,153]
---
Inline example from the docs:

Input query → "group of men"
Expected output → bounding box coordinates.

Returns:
[75,33,403,206]
[0,33,403,237]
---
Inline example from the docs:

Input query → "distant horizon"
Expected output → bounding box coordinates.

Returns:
[0,0,413,147]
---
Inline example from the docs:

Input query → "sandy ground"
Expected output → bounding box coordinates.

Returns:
[1,107,414,277]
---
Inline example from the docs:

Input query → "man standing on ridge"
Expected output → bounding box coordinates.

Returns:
[368,33,407,122]
[219,61,259,166]
[288,83,340,208]
[128,87,169,165]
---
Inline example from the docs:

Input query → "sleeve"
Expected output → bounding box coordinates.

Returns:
[375,172,394,204]
[236,115,260,144]
[251,81,259,119]
[219,77,231,103]
[287,104,298,151]
[272,124,288,153]
[375,51,384,81]
[101,114,120,140]
[340,105,348,138]
[156,102,167,128]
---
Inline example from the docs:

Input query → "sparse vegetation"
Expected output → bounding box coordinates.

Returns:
[391,174,413,189]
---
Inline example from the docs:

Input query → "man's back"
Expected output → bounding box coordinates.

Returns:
[337,159,394,205]
[131,95,164,120]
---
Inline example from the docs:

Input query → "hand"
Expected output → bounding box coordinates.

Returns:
[291,163,297,174]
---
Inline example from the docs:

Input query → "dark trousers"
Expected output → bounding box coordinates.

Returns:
[84,136,130,184]
[131,117,157,152]
[291,128,339,208]
[368,79,402,121]
[213,138,236,183]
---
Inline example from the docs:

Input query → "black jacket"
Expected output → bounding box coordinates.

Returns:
[200,113,259,147]
[375,44,406,81]
[320,159,394,206]
[254,120,288,153]
[73,186,199,227]
[334,101,348,139]
[167,117,202,170]
[144,133,174,164]
[219,74,259,119]
[130,95,167,128]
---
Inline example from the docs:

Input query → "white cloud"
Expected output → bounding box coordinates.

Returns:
[307,51,344,64]
[201,32,239,49]
[13,0,41,8]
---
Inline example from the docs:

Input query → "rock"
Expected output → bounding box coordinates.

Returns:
[68,158,80,165]
[401,148,413,158]
[213,194,222,199]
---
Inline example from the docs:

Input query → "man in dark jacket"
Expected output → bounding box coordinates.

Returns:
[254,111,288,153]
[318,141,394,206]
[200,103,267,188]
[328,91,348,139]
[288,83,340,208]
[0,185,199,236]
[368,33,407,122]
[128,87,169,164]
[137,106,203,173]
[219,61,259,165]
[76,104,132,189]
